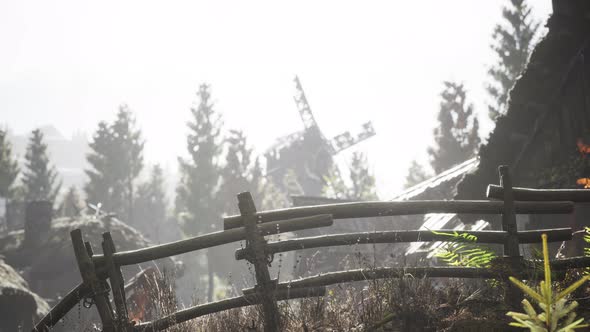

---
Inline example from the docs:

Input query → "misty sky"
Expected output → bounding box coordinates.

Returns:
[0,1,551,198]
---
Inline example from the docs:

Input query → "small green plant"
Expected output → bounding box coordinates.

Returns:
[507,233,590,331]
[430,230,497,268]
[583,227,590,275]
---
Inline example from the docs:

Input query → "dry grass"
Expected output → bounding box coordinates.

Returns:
[151,273,513,331]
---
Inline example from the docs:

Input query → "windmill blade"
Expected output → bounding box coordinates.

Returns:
[329,121,376,154]
[293,76,320,130]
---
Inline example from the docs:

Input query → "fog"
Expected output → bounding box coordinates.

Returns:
[0,0,551,197]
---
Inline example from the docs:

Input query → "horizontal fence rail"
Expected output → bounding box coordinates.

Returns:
[223,200,574,230]
[242,267,500,295]
[32,283,89,332]
[241,255,590,296]
[235,228,573,260]
[93,214,333,267]
[487,184,590,202]
[547,256,590,270]
[132,286,326,331]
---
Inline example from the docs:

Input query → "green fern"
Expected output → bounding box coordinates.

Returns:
[430,230,497,268]
[583,227,590,275]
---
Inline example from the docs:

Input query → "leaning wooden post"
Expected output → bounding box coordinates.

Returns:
[71,229,115,331]
[499,165,522,310]
[238,192,281,331]
[102,232,133,332]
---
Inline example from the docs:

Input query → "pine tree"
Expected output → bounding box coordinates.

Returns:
[487,0,539,121]
[0,129,19,199]
[133,164,168,243]
[404,160,431,189]
[348,152,378,200]
[58,186,83,218]
[85,121,121,214]
[322,166,349,200]
[111,105,144,223]
[323,152,378,200]
[21,129,62,202]
[219,130,260,215]
[85,106,144,220]
[175,84,223,302]
[428,82,480,174]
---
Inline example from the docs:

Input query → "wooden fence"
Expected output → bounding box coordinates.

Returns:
[33,165,590,332]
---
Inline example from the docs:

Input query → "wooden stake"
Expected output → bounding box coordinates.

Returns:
[499,165,522,310]
[71,229,115,331]
[102,232,132,331]
[238,192,281,332]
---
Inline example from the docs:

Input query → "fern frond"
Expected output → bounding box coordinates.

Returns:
[430,230,497,268]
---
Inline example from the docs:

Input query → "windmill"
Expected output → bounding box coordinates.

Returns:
[265,76,376,196]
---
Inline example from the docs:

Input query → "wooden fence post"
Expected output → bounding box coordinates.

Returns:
[238,192,281,331]
[102,232,133,331]
[499,165,522,310]
[70,229,115,331]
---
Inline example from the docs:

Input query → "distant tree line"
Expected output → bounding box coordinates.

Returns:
[0,79,378,302]
[404,0,539,188]
[0,0,538,301]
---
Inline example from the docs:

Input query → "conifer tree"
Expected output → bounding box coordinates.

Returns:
[323,151,378,200]
[219,130,258,215]
[404,160,431,189]
[348,152,378,200]
[133,164,168,242]
[487,0,539,121]
[58,186,83,218]
[85,106,144,220]
[175,84,223,301]
[111,105,144,223]
[428,82,480,174]
[22,129,62,202]
[176,84,223,234]
[0,129,19,199]
[85,121,121,214]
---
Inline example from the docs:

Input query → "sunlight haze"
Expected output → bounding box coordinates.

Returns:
[0,0,552,198]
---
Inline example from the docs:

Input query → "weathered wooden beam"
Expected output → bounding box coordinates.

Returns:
[71,230,115,331]
[102,232,132,331]
[499,166,521,257]
[487,184,590,202]
[549,256,590,270]
[242,267,499,295]
[224,200,575,230]
[240,256,590,296]
[92,214,333,267]
[32,283,89,332]
[498,166,521,310]
[238,192,281,332]
[132,286,326,331]
[235,228,573,260]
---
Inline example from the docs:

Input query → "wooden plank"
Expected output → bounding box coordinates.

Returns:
[242,267,500,295]
[499,166,520,257]
[223,200,575,230]
[32,283,90,332]
[92,214,333,267]
[549,256,590,270]
[242,255,590,296]
[487,184,590,202]
[71,229,115,331]
[102,232,132,331]
[238,192,281,332]
[498,166,521,311]
[235,228,573,260]
[132,286,325,332]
